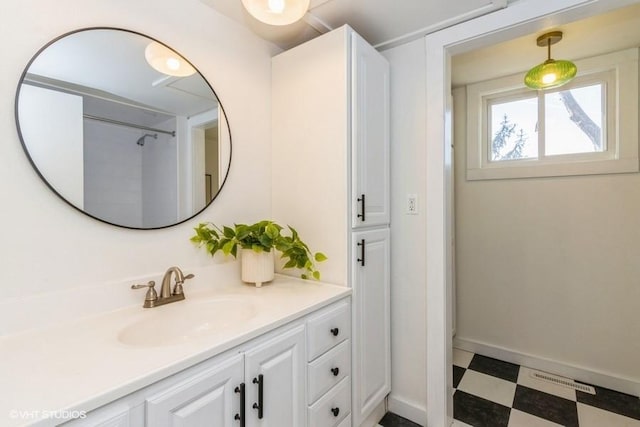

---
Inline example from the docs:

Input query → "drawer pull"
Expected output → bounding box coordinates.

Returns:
[234,383,245,427]
[331,367,340,376]
[330,328,339,337]
[331,407,340,417]
[252,375,264,419]
[357,194,366,222]
[357,239,366,266]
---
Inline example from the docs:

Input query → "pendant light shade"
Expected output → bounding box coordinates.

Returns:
[524,31,577,90]
[145,42,196,77]
[241,0,310,26]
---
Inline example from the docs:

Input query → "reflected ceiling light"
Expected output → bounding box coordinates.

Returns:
[241,0,310,26]
[145,41,196,77]
[524,31,577,90]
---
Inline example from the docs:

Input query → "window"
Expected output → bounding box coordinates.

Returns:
[466,48,638,180]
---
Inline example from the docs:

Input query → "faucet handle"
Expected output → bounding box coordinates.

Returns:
[173,273,194,296]
[131,280,158,303]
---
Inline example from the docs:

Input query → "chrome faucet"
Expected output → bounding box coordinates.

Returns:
[131,266,194,308]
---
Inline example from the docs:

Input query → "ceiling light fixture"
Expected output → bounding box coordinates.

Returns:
[144,41,196,77]
[241,0,310,26]
[524,31,577,90]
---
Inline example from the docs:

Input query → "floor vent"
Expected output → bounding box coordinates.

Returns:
[530,371,596,394]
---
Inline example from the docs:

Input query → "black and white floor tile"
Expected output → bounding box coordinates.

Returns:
[378,412,421,427]
[452,348,640,427]
[377,350,640,427]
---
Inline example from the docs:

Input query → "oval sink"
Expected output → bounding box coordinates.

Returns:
[118,297,256,347]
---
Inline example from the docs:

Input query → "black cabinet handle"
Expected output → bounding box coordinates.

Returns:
[330,328,339,337]
[234,383,245,427]
[331,367,340,376]
[357,194,366,222]
[357,239,366,266]
[252,374,264,419]
[331,407,340,417]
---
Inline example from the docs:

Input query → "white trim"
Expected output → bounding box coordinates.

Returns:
[465,48,639,180]
[454,337,640,397]
[425,1,640,426]
[375,1,507,51]
[388,394,427,426]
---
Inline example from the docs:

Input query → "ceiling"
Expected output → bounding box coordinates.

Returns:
[451,2,640,86]
[26,29,219,119]
[199,0,508,50]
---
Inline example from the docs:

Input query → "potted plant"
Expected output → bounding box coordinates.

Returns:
[191,220,327,287]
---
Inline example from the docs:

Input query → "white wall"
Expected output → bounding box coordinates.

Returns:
[381,38,428,425]
[17,84,85,208]
[453,24,640,389]
[1,0,278,301]
[142,117,178,228]
[84,119,143,227]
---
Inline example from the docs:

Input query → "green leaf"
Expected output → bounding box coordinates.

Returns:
[314,252,328,262]
[283,259,297,269]
[235,224,250,240]
[223,226,235,238]
[301,274,308,280]
[222,240,235,255]
[312,271,320,280]
[257,233,272,247]
[265,224,279,239]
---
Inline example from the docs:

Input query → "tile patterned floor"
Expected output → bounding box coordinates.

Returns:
[378,351,640,427]
[453,349,640,427]
[378,412,421,426]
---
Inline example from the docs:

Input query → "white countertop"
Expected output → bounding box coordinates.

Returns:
[0,276,350,427]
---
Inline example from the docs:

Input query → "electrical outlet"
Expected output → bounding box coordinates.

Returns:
[406,194,418,214]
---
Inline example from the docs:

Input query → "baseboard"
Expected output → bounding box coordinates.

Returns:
[387,394,427,426]
[454,337,640,397]
[358,400,387,427]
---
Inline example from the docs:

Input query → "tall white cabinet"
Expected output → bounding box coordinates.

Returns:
[272,25,390,427]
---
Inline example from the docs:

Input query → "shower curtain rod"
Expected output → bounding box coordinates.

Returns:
[83,114,176,137]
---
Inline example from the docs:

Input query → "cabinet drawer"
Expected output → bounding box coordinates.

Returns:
[307,300,350,361]
[308,376,351,427]
[308,339,350,404]
[336,416,351,427]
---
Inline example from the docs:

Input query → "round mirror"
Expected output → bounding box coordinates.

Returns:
[15,28,231,229]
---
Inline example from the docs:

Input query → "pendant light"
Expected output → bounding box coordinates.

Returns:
[241,0,310,26]
[524,31,577,90]
[145,41,196,77]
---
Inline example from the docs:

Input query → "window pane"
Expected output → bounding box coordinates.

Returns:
[490,97,538,162]
[545,84,603,155]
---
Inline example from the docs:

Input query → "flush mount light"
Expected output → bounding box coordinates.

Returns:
[241,0,310,26]
[144,41,196,77]
[524,31,577,90]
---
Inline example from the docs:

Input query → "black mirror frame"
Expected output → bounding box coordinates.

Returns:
[14,27,232,230]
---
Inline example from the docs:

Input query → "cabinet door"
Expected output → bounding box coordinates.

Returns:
[351,228,391,425]
[146,354,244,427]
[351,31,390,229]
[245,325,306,427]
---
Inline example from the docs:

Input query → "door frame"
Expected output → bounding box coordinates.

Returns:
[424,0,639,425]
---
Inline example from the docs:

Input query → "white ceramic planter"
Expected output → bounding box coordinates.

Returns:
[241,249,275,287]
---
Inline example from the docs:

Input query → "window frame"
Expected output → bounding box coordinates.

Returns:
[466,48,639,180]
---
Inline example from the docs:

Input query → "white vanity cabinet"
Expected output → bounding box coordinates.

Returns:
[144,325,306,427]
[350,32,390,230]
[244,325,306,427]
[272,25,390,426]
[306,300,351,427]
[351,228,390,423]
[146,354,244,427]
[62,298,351,427]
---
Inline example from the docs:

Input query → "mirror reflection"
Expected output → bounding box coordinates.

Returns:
[16,28,231,229]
